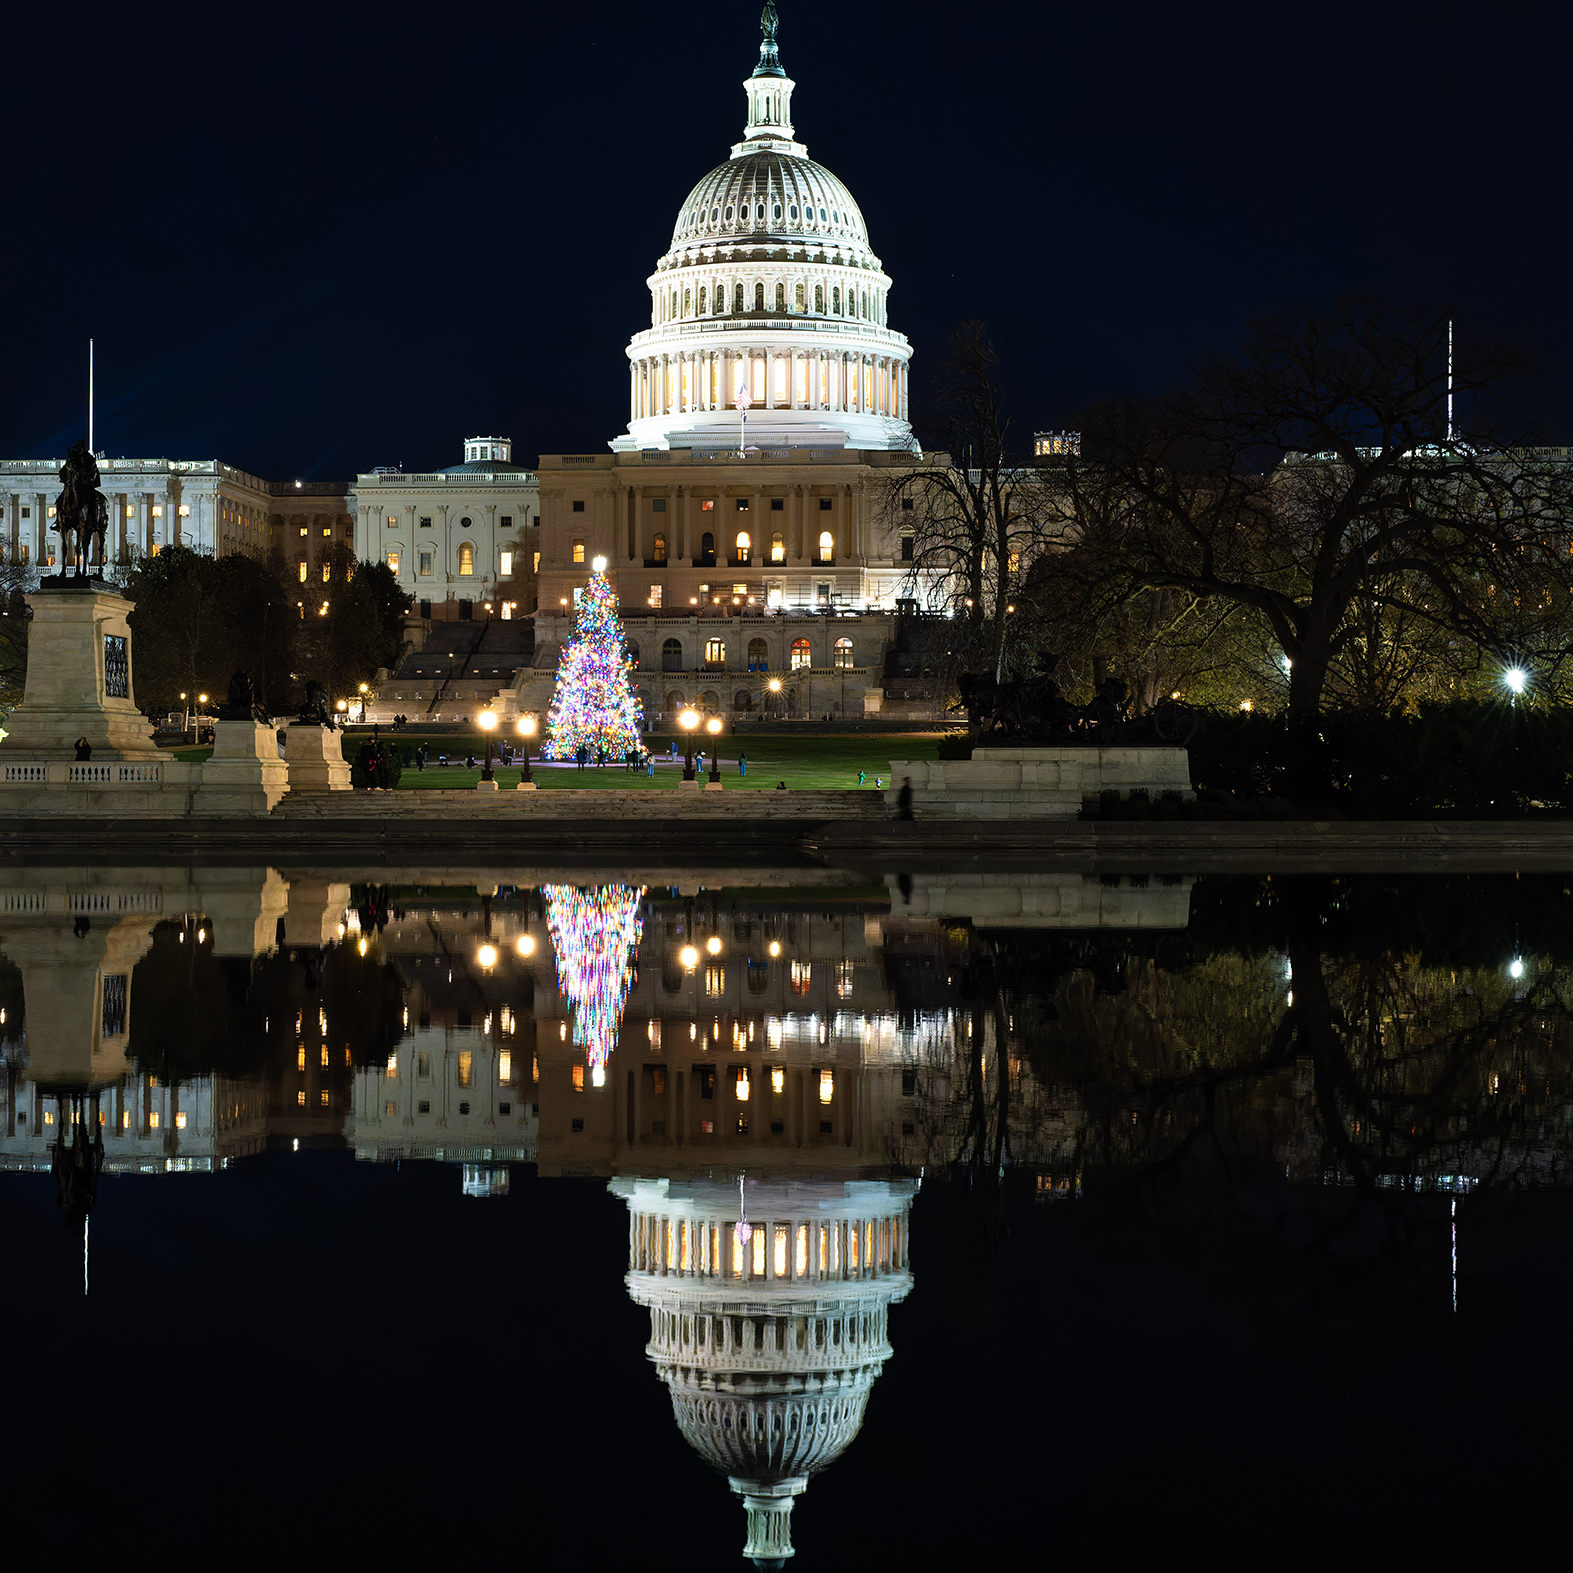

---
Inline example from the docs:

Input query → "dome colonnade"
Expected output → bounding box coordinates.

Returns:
[613,1173,915,1567]
[616,5,913,453]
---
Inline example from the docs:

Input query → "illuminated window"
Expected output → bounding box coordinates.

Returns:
[297,1046,306,1070]
[386,1054,397,1078]
[320,1046,329,1068]
[320,1089,329,1106]
[790,638,811,671]
[296,1090,306,1107]
[771,532,784,562]
[735,531,750,556]
[322,527,332,538]
[700,499,715,512]
[795,1223,808,1276]
[731,1227,744,1277]
[833,637,854,669]
[148,1111,160,1128]
[572,539,585,563]
[649,584,662,608]
[419,551,432,576]
[499,1051,512,1082]
[499,549,513,576]
[774,1224,788,1278]
[818,530,833,562]
[386,549,400,572]
[752,1226,766,1274]
[705,638,725,667]
[297,561,308,582]
[458,1050,473,1088]
[321,561,331,582]
[458,542,475,575]
[572,1065,585,1092]
[792,960,812,996]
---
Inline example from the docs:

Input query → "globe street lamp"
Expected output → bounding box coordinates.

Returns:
[516,714,538,789]
[705,715,723,784]
[358,681,369,723]
[478,709,498,785]
[680,708,700,781]
[197,693,209,745]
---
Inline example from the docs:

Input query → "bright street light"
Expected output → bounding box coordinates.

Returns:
[516,933,535,957]
[477,944,498,969]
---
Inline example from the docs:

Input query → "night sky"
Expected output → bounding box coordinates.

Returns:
[6,0,1570,478]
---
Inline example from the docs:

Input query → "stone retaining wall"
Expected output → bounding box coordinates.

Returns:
[274,788,885,820]
[884,746,1192,819]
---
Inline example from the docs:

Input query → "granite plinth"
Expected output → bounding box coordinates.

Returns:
[0,585,161,760]
[284,722,351,791]
[195,720,288,816]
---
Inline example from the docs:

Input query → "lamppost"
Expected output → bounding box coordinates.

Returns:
[478,709,498,788]
[335,699,348,727]
[197,693,209,745]
[179,691,189,739]
[516,713,537,789]
[680,707,700,781]
[767,675,781,717]
[706,715,723,784]
[358,681,368,723]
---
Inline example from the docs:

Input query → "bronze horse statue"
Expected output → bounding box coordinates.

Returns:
[50,439,109,577]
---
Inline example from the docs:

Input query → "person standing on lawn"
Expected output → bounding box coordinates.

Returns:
[738,752,747,778]
[858,769,865,787]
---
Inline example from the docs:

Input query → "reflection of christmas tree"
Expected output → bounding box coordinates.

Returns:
[542,565,644,759]
[544,884,646,1083]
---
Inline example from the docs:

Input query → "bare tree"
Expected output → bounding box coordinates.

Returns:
[1054,296,1573,717]
[881,322,1064,680]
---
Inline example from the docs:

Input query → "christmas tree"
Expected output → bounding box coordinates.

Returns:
[541,562,645,759]
[543,882,646,1085]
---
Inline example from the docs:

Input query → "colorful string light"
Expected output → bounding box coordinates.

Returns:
[543,883,646,1076]
[541,566,645,759]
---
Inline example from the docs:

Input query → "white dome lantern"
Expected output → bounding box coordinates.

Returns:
[612,4,915,454]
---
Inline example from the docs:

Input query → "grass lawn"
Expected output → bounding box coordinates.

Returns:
[162,733,944,791]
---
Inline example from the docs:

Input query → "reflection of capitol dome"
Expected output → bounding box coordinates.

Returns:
[614,6,914,454]
[612,1175,915,1567]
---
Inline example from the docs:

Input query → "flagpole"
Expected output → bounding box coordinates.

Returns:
[88,338,94,456]
[1446,318,1453,444]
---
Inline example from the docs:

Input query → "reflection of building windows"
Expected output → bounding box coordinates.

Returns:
[417,1052,431,1078]
[499,1051,512,1082]
[319,1046,329,1068]
[836,960,855,997]
[296,1090,305,1107]
[385,1101,396,1117]
[386,1055,397,1079]
[705,965,725,996]
[321,561,331,583]
[458,1051,473,1088]
[297,1046,306,1070]
[791,959,812,995]
[572,1064,585,1092]
[790,638,812,671]
[572,539,585,563]
[320,1089,330,1107]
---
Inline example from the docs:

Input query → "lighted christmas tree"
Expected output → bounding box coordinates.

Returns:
[543,882,646,1084]
[541,561,645,759]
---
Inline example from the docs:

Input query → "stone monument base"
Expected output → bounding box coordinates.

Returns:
[886,745,1194,820]
[195,720,289,816]
[285,722,351,791]
[0,584,162,760]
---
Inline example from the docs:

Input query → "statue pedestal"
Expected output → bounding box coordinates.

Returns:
[193,720,288,815]
[515,780,538,791]
[285,723,351,791]
[0,584,161,760]
[475,778,499,792]
[677,777,702,793]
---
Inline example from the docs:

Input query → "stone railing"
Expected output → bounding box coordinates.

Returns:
[4,761,167,786]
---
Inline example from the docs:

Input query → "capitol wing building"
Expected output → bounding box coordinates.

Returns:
[527,8,939,725]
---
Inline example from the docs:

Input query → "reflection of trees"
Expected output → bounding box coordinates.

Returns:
[904,876,1573,1310]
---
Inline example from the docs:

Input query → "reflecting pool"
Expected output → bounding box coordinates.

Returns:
[4,863,1573,1565]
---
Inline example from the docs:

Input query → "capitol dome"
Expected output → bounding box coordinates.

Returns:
[611,5,914,454]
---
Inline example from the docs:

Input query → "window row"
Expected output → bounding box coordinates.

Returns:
[383,545,521,578]
[647,635,855,671]
[677,196,861,239]
[633,530,835,565]
[657,280,884,324]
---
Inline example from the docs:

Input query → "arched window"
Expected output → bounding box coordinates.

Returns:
[900,528,914,562]
[832,286,841,315]
[458,542,475,575]
[735,531,750,561]
[774,282,785,311]
[625,639,641,668]
[683,288,691,316]
[771,531,784,562]
[653,531,667,563]
[662,638,683,671]
[773,202,781,219]
[724,205,733,221]
[700,689,720,713]
[818,530,834,562]
[789,204,798,220]
[756,203,765,219]
[794,282,805,311]
[747,637,768,670]
[833,637,854,670]
[734,690,753,710]
[704,638,725,667]
[665,690,684,710]
[814,284,824,313]
[671,290,678,319]
[734,283,745,313]
[754,282,765,312]
[698,287,706,313]
[700,530,715,563]
[790,637,812,671]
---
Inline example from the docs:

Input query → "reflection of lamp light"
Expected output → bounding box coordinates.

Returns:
[736,1068,750,1101]
[1510,957,1525,979]
[771,1065,784,1094]
[478,944,498,968]
[357,937,367,956]
[706,935,722,956]
[516,933,535,957]
[819,1069,834,1104]
[591,1065,606,1087]
[680,945,699,969]
[768,940,781,957]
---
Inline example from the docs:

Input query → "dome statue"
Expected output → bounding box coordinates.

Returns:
[611,1174,916,1568]
[612,7,915,455]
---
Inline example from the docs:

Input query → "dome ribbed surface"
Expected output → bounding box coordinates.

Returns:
[671,153,867,250]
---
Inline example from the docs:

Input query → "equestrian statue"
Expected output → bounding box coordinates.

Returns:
[49,439,110,580]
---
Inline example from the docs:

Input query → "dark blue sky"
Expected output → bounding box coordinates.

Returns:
[5,0,1570,476]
